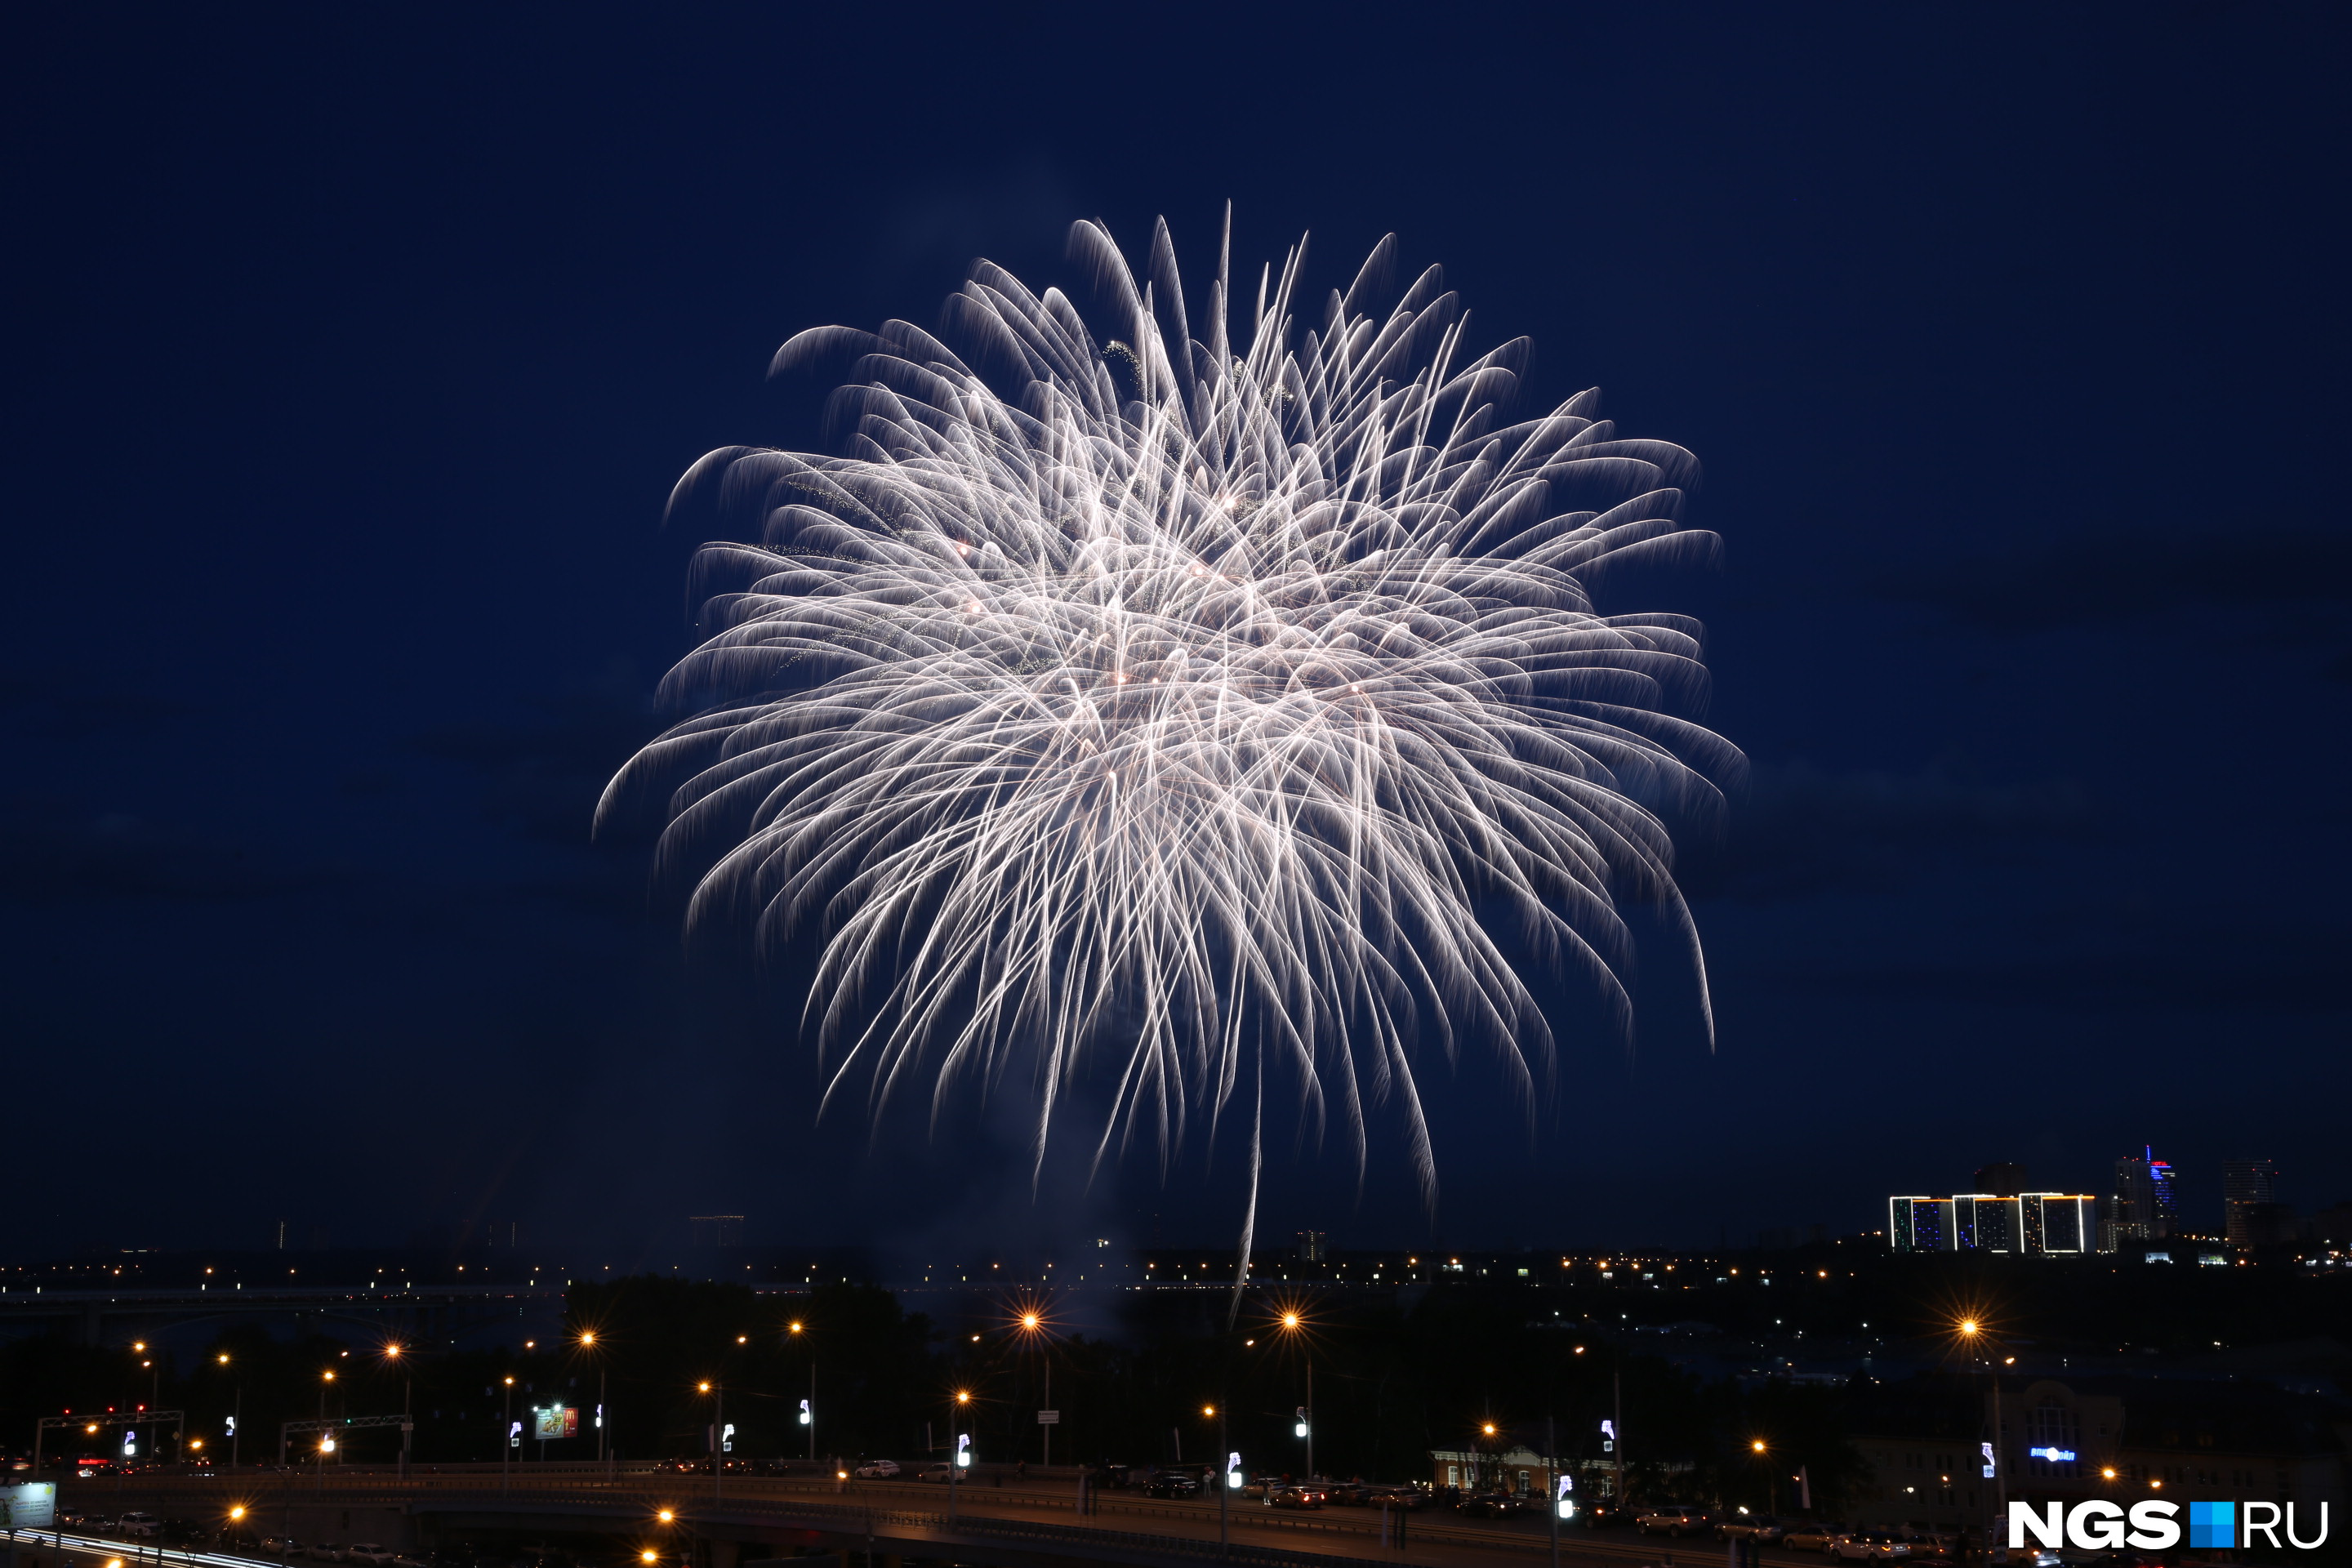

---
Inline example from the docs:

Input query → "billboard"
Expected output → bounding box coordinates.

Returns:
[2,1483,57,1530]
[532,1406,579,1441]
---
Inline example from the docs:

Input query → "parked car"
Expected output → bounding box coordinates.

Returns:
[310,1543,348,1561]
[852,1460,900,1479]
[262,1538,304,1557]
[1784,1522,1853,1552]
[1830,1530,1914,1561]
[1145,1472,1201,1499]
[347,1547,397,1566]
[1267,1486,1324,1510]
[116,1514,163,1539]
[917,1463,955,1482]
[1576,1500,1628,1529]
[1639,1505,1713,1536]
[1721,1513,1789,1543]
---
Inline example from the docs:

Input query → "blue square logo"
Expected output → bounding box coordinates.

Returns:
[2189,1500,2235,1549]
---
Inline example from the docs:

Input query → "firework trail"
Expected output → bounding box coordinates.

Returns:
[602,212,1738,1277]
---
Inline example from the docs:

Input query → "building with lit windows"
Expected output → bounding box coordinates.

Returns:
[2223,1158,2279,1247]
[1891,1193,2106,1254]
[2105,1148,2177,1249]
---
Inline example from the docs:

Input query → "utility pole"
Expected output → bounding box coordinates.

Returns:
[1041,1361,1051,1471]
[1304,1360,1314,1481]
[501,1379,514,1495]
[1548,1415,1561,1568]
[1614,1370,1625,1511]
[1217,1402,1229,1557]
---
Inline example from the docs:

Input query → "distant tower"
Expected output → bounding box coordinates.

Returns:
[1296,1230,1327,1263]
[2222,1160,2278,1246]
[1973,1162,2028,1198]
[2110,1146,2177,1250]
[2147,1150,2177,1234]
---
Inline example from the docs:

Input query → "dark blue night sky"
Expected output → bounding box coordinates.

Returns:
[5,4,2347,1263]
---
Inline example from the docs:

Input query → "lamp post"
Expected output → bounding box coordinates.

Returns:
[1275,1310,1313,1481]
[218,1354,241,1472]
[384,1344,412,1480]
[698,1382,724,1503]
[1208,1404,1227,1556]
[315,1370,339,1491]
[1015,1311,1052,1470]
[788,1321,813,1465]
[501,1376,515,1494]
[577,1331,608,1468]
[949,1389,971,1524]
[1958,1317,2007,1552]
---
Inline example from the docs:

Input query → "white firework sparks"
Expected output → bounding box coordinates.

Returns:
[602,213,1738,1266]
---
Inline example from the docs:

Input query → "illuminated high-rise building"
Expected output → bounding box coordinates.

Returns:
[2105,1147,2176,1249]
[1955,1194,2021,1251]
[2222,1159,2278,1246]
[2021,1193,2096,1254]
[1891,1192,2106,1254]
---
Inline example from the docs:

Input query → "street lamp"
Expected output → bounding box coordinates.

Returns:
[1013,1307,1054,1470]
[218,1353,243,1472]
[577,1330,609,1467]
[698,1381,724,1503]
[501,1376,516,1494]
[787,1320,814,1465]
[382,1343,412,1479]
[1273,1307,1314,1481]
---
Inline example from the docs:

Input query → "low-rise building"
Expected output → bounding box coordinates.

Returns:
[1847,1375,2348,1537]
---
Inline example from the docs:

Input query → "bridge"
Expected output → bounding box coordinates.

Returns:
[28,1467,1747,1568]
[0,1285,567,1348]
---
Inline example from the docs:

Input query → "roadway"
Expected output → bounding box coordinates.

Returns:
[46,1468,1852,1568]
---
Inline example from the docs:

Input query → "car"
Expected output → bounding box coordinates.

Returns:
[1639,1506,1713,1536]
[1721,1514,1788,1543]
[118,1514,163,1539]
[853,1460,900,1479]
[1265,1486,1321,1510]
[262,1539,303,1557]
[348,1547,397,1566]
[1829,1530,1913,1561]
[917,1463,955,1482]
[311,1544,348,1561]
[1456,1492,1530,1518]
[1145,1472,1201,1499]
[1784,1523,1853,1553]
[1576,1501,1629,1529]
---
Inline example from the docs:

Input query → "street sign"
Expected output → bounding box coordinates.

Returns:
[1037,1410,1060,1425]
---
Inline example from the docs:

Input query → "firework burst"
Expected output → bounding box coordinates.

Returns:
[602,211,1738,1271]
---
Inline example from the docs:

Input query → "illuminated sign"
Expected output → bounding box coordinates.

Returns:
[799,1399,812,1427]
[1981,1441,1996,1478]
[1556,1474,1575,1520]
[956,1433,971,1468]
[1226,1451,1243,1489]
[2,1483,58,1530]
[2029,1446,2076,1463]
[533,1406,580,1441]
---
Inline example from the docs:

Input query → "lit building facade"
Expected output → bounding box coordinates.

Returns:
[1891,1193,2107,1254]
[2105,1147,2177,1250]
